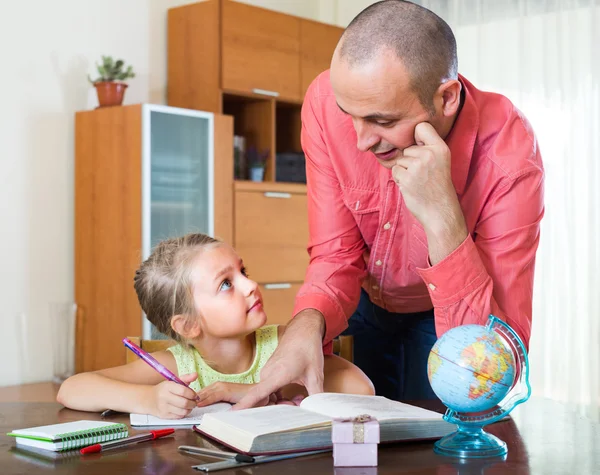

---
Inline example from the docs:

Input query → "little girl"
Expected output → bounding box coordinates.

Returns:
[57,233,374,419]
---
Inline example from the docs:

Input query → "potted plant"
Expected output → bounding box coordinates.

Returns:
[246,146,269,182]
[88,56,135,107]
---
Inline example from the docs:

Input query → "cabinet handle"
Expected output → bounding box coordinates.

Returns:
[252,88,279,97]
[264,283,292,290]
[264,192,291,199]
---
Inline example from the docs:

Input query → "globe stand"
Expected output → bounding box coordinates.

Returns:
[432,315,531,459]
[434,424,507,458]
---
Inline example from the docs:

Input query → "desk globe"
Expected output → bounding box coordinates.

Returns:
[427,315,531,458]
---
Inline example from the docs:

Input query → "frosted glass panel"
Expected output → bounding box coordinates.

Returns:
[148,110,212,340]
[150,111,211,249]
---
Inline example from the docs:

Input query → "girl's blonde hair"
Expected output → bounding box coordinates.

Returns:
[133,233,221,341]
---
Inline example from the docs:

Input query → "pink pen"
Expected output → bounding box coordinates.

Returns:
[122,338,199,400]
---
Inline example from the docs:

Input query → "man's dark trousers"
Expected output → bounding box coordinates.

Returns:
[342,289,439,401]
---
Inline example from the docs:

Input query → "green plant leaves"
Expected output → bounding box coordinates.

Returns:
[89,55,135,83]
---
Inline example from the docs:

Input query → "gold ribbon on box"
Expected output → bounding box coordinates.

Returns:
[337,414,374,444]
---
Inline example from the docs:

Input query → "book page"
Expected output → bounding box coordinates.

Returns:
[299,393,442,422]
[130,402,232,426]
[201,405,331,437]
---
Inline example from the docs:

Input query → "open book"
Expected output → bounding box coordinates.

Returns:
[194,393,454,455]
[130,402,232,427]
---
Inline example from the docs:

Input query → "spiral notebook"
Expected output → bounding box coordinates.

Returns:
[7,420,129,452]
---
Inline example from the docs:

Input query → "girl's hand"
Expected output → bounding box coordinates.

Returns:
[196,382,271,407]
[148,372,199,419]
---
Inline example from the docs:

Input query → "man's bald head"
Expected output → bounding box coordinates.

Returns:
[336,0,457,112]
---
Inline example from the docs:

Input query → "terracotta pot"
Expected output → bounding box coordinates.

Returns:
[94,81,128,107]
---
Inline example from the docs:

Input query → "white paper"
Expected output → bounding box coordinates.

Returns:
[299,393,442,421]
[130,402,232,426]
[201,405,331,437]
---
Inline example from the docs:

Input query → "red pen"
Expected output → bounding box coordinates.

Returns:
[80,428,174,454]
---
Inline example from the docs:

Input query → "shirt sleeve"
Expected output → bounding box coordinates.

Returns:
[416,165,544,349]
[292,78,368,344]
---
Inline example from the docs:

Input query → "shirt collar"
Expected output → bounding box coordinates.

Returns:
[446,74,479,196]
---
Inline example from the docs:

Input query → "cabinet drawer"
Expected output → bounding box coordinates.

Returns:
[260,283,302,325]
[235,190,308,283]
[221,0,301,100]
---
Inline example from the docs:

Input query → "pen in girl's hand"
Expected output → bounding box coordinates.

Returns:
[122,338,200,401]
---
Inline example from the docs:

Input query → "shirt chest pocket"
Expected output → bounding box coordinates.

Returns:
[342,188,380,248]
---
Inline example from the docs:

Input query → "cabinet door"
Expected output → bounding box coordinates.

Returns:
[259,283,302,325]
[221,0,301,101]
[300,20,344,97]
[168,1,221,113]
[75,105,143,372]
[234,190,308,283]
[146,106,215,339]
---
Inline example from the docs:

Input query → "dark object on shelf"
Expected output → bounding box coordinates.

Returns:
[276,152,306,183]
[233,135,246,180]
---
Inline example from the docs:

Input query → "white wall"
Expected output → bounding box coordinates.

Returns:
[318,0,377,26]
[0,0,320,387]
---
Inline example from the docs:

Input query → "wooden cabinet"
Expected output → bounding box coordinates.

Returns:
[168,0,343,183]
[233,181,308,325]
[165,1,343,326]
[300,20,344,97]
[234,185,309,283]
[75,104,233,372]
[221,1,301,100]
[168,0,344,109]
[259,283,302,325]
[167,1,221,113]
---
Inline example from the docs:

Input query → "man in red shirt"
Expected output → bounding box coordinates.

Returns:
[237,0,544,406]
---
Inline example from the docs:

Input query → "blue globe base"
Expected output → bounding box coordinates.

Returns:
[434,425,507,459]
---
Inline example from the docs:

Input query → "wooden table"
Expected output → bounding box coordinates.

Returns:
[0,383,599,474]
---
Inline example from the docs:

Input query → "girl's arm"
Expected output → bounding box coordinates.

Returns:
[323,354,375,395]
[56,351,196,416]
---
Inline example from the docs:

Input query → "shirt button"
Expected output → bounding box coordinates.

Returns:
[375,260,382,266]
[372,285,379,290]
[383,222,391,230]
[428,283,436,291]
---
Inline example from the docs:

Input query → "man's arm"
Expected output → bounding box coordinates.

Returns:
[235,76,367,408]
[418,167,544,347]
[291,76,368,345]
[393,122,543,347]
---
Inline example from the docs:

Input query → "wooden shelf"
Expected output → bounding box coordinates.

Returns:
[224,93,275,181]
[234,180,306,194]
[222,89,303,105]
[276,97,304,106]
[276,101,302,154]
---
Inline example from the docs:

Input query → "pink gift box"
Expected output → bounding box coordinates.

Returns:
[332,415,379,467]
[334,467,378,475]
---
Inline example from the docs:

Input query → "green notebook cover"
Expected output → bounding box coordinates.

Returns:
[8,420,128,451]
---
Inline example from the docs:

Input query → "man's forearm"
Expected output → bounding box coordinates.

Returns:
[425,202,469,266]
[290,308,326,340]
